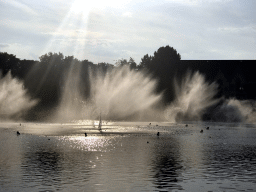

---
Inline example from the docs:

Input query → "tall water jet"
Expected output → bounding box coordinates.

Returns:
[0,71,38,120]
[165,71,220,122]
[54,60,86,122]
[54,65,163,122]
[90,66,162,120]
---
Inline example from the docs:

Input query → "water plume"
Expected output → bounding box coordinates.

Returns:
[0,71,38,120]
[165,71,220,122]
[54,62,85,122]
[209,99,256,123]
[90,66,162,120]
[54,65,162,122]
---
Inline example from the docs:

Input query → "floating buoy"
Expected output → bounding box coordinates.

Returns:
[206,127,209,130]
[17,131,20,135]
[200,129,203,133]
[84,133,87,137]
[157,132,160,136]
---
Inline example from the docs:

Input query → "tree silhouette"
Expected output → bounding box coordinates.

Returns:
[128,57,137,70]
[139,46,181,103]
[0,52,20,75]
[138,54,152,70]
[115,58,137,70]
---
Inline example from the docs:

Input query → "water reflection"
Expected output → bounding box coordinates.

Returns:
[22,151,62,190]
[1,123,256,191]
[150,136,183,190]
[19,134,120,191]
[206,144,256,180]
[0,129,23,191]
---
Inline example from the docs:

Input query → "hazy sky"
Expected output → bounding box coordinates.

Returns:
[0,0,255,64]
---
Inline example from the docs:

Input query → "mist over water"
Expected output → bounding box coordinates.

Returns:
[163,71,256,123]
[54,67,256,123]
[1,67,255,123]
[165,71,220,122]
[54,62,85,121]
[0,72,38,120]
[54,66,163,122]
[90,67,162,119]
[208,99,256,123]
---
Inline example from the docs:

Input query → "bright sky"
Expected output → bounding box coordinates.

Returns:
[0,0,255,64]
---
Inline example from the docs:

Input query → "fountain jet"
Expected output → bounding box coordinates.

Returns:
[0,71,38,120]
[54,65,163,122]
[165,71,220,122]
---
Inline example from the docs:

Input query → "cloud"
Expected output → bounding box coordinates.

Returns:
[1,0,255,62]
[163,0,234,6]
[4,0,37,15]
[0,43,10,48]
[218,25,256,34]
[122,12,133,17]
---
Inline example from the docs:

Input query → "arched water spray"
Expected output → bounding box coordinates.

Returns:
[90,66,163,119]
[165,71,220,122]
[0,71,38,120]
[54,65,162,122]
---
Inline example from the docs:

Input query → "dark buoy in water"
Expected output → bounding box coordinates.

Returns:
[200,129,203,133]
[147,141,149,143]
[84,133,87,137]
[157,132,160,136]
[17,131,20,135]
[185,124,188,127]
[206,127,209,130]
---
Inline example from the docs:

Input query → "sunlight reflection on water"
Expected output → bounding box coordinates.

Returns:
[57,135,119,152]
[0,122,256,191]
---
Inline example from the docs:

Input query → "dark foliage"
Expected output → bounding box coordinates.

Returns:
[138,45,181,102]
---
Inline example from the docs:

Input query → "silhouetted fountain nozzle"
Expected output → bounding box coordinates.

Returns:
[98,112,102,131]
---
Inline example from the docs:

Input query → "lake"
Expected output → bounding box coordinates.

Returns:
[0,121,256,191]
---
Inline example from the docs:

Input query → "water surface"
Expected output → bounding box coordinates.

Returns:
[0,122,256,191]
